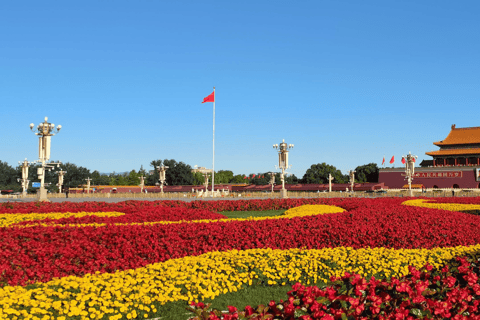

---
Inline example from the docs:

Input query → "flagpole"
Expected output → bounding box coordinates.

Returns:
[212,87,215,197]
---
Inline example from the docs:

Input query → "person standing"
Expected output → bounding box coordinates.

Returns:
[65,188,69,199]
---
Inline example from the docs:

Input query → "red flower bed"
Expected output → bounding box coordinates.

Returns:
[0,198,345,214]
[15,206,226,226]
[1,198,480,287]
[189,255,480,319]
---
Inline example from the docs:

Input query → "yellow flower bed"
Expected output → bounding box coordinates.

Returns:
[0,212,125,228]
[402,199,480,212]
[1,244,479,320]
[5,204,345,228]
[283,204,345,217]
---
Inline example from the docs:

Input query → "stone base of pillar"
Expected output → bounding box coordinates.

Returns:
[37,187,50,202]
[280,189,288,199]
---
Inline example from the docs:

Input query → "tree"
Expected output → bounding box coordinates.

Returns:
[249,173,272,185]
[355,163,379,183]
[125,170,141,186]
[230,174,246,184]
[0,161,20,191]
[285,173,299,184]
[146,160,162,186]
[91,170,110,186]
[148,159,195,186]
[163,159,194,185]
[108,172,118,186]
[138,165,148,178]
[214,170,234,184]
[193,172,205,186]
[56,162,91,189]
[302,163,348,184]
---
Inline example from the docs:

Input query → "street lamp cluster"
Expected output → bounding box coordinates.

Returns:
[273,139,294,198]
[18,118,420,201]
[21,117,64,201]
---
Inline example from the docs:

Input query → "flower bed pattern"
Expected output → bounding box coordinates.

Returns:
[0,198,479,319]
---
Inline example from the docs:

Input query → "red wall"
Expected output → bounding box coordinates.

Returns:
[379,168,480,188]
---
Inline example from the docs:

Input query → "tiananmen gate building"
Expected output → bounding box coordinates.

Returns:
[379,124,480,189]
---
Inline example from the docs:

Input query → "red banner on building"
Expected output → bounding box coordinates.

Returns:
[414,171,463,178]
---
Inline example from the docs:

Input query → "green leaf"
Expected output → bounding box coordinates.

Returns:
[341,313,348,320]
[256,304,266,313]
[410,308,422,317]
[316,297,331,305]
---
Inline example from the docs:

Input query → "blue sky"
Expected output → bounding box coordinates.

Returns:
[1,1,479,177]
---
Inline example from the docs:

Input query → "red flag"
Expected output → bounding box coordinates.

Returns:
[401,157,406,164]
[389,156,395,164]
[252,174,256,178]
[202,91,215,103]
[244,176,247,179]
[413,158,416,163]
[382,157,385,165]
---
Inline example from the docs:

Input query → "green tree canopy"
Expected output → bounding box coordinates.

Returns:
[354,163,379,183]
[302,163,348,184]
[146,160,162,186]
[0,161,20,191]
[148,159,194,186]
[125,170,141,186]
[230,174,246,184]
[193,172,205,186]
[91,170,111,186]
[163,159,194,185]
[56,162,91,189]
[214,170,234,184]
[285,173,299,184]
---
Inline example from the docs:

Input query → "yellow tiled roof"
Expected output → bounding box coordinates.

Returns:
[434,125,480,146]
[425,148,480,156]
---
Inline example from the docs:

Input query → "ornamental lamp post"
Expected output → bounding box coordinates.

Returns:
[273,139,294,199]
[30,117,62,202]
[403,151,418,197]
[157,165,169,194]
[17,158,32,197]
[191,166,213,196]
[85,177,92,194]
[348,169,356,193]
[268,172,276,193]
[202,173,209,192]
[139,176,145,193]
[328,173,334,193]
[57,170,67,193]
